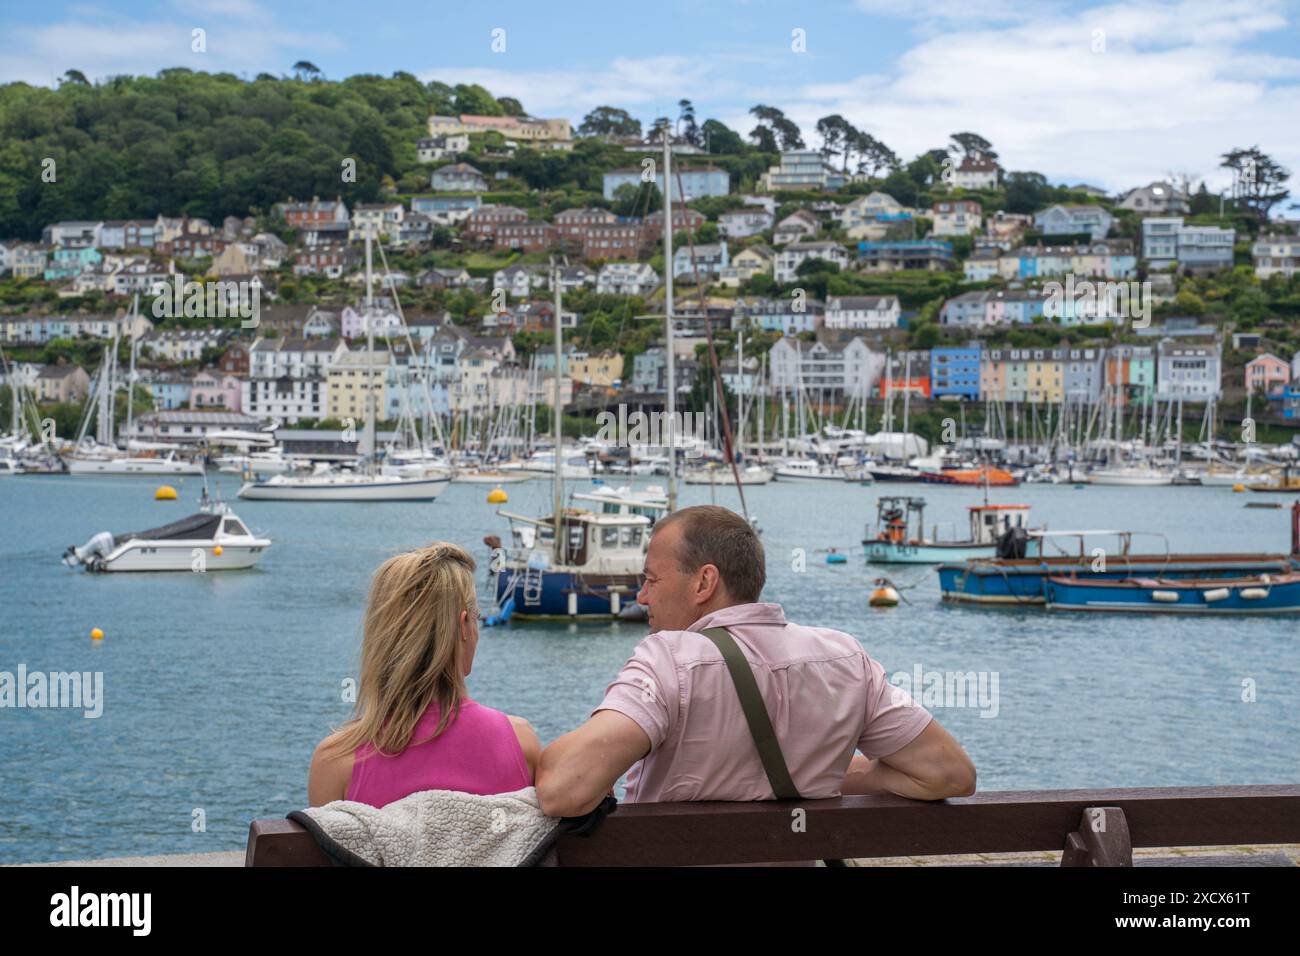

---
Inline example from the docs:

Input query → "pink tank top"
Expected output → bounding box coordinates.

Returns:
[345,698,531,808]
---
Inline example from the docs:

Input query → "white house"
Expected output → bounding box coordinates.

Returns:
[672,242,729,279]
[769,335,883,396]
[416,133,470,163]
[773,210,820,245]
[597,262,657,296]
[1253,235,1300,279]
[1117,182,1189,216]
[824,295,901,330]
[718,208,774,239]
[1034,204,1113,240]
[931,199,983,237]
[774,241,848,283]
[953,157,999,190]
[493,264,549,298]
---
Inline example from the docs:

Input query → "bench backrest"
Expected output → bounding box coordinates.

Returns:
[246,784,1300,867]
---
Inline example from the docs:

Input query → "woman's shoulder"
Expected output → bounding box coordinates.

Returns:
[308,730,357,806]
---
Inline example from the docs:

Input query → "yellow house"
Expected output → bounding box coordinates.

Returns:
[1024,350,1064,403]
[719,245,774,288]
[326,350,390,422]
[570,351,624,387]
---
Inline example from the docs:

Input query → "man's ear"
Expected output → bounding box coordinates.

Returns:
[696,563,722,603]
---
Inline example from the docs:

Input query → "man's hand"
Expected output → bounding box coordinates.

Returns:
[841,720,976,801]
[536,710,651,818]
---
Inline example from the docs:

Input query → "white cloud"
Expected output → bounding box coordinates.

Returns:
[728,0,1300,192]
[0,4,342,86]
[418,55,743,119]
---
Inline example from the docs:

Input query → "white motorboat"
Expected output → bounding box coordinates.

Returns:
[774,458,847,481]
[683,463,774,485]
[451,468,535,484]
[62,499,270,572]
[237,468,450,501]
[1087,466,1174,486]
[503,452,595,479]
[216,450,299,476]
[66,450,204,476]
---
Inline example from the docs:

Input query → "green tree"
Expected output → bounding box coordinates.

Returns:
[578,106,642,139]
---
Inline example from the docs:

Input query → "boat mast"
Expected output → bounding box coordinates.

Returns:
[125,295,138,449]
[552,257,564,564]
[663,127,677,511]
[362,224,376,468]
[736,329,745,458]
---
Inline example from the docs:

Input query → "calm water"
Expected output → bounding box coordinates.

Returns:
[1,472,1297,863]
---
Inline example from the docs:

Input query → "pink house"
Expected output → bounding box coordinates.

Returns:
[190,371,244,411]
[1245,353,1290,395]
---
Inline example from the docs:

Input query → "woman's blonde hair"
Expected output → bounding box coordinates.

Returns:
[327,542,479,758]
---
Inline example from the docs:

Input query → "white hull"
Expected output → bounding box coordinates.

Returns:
[452,471,535,484]
[1197,470,1253,487]
[238,474,450,501]
[216,456,296,476]
[100,541,268,572]
[775,467,848,481]
[1088,469,1173,486]
[683,467,774,485]
[67,456,204,476]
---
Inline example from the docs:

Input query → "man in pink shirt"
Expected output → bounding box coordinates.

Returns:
[537,505,976,819]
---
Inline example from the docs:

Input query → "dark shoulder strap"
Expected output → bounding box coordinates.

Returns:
[699,626,801,800]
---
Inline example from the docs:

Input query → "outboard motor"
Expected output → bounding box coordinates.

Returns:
[63,531,115,570]
[996,525,1028,560]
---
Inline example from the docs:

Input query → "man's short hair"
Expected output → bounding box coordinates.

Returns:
[653,505,765,602]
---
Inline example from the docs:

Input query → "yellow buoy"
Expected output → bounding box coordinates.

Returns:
[213,545,223,556]
[155,485,178,500]
[1232,484,1245,493]
[487,487,508,504]
[91,628,104,641]
[869,578,901,608]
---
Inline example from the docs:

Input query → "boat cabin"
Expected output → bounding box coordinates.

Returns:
[968,504,1030,545]
[501,509,651,572]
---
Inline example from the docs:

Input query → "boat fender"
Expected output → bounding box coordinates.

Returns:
[482,596,516,627]
[1202,587,1230,603]
[1151,590,1180,603]
[1240,588,1269,600]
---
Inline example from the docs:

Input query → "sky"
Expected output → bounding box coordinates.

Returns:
[2,0,1299,197]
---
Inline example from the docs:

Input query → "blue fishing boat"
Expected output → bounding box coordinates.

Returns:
[938,509,1300,605]
[864,496,1031,565]
[939,551,1298,605]
[1044,572,1300,614]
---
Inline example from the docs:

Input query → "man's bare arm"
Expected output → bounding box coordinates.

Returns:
[535,710,651,818]
[841,719,976,800]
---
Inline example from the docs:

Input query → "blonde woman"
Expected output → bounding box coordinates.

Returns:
[308,543,540,807]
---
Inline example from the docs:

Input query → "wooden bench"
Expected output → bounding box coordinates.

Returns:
[246,784,1300,867]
